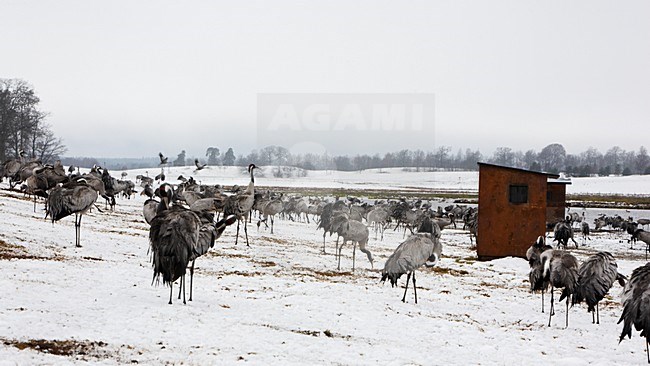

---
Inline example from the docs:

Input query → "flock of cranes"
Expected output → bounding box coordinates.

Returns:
[5,151,650,362]
[529,227,650,362]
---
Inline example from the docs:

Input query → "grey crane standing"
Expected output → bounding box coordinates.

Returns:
[381,217,442,303]
[2,149,26,188]
[631,229,650,260]
[316,200,347,254]
[526,236,553,313]
[149,183,237,304]
[619,263,650,363]
[23,167,49,212]
[553,219,578,250]
[580,221,590,245]
[24,160,68,205]
[316,202,336,253]
[101,168,117,210]
[540,249,579,327]
[367,207,390,241]
[150,204,200,305]
[572,251,626,324]
[46,179,99,247]
[334,218,372,272]
[223,164,256,246]
[257,197,284,234]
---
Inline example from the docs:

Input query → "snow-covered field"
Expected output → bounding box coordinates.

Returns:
[126,166,650,196]
[1,175,650,364]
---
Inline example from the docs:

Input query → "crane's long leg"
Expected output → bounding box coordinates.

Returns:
[592,308,595,324]
[169,283,173,305]
[271,216,274,235]
[352,242,357,272]
[234,219,241,245]
[413,271,418,304]
[79,214,83,248]
[322,232,327,254]
[596,303,600,325]
[244,219,249,247]
[336,240,343,270]
[541,289,545,313]
[189,260,195,301]
[182,275,187,305]
[565,296,570,328]
[178,277,183,300]
[74,213,79,247]
[548,287,554,327]
[75,213,83,248]
[401,272,411,303]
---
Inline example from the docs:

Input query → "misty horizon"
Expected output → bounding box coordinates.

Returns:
[3,1,649,158]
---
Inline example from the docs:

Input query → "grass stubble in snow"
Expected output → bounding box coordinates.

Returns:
[0,173,649,364]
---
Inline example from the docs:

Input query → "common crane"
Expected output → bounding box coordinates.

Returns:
[381,217,442,304]
[540,249,579,327]
[223,164,257,246]
[526,236,553,313]
[149,184,237,304]
[572,251,626,324]
[619,263,650,363]
[46,178,99,247]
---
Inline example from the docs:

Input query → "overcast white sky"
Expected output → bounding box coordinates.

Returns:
[2,1,649,158]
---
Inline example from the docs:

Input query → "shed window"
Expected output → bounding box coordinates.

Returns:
[509,185,528,204]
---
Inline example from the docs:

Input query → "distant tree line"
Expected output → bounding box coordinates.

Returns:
[0,79,66,163]
[487,143,650,176]
[230,143,650,176]
[82,143,647,176]
[60,157,159,171]
[232,145,482,172]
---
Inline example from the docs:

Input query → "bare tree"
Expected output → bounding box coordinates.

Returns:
[491,147,515,167]
[0,79,64,162]
[32,125,67,163]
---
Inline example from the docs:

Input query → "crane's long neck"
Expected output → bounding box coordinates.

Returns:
[245,180,254,195]
[244,168,255,194]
